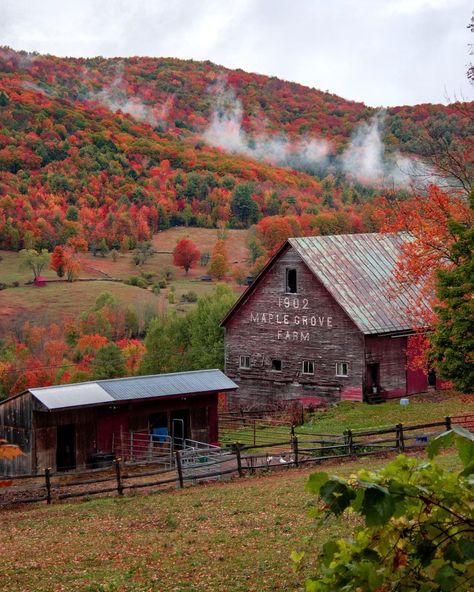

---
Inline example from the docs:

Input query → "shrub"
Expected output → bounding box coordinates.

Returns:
[294,427,474,592]
[181,291,198,303]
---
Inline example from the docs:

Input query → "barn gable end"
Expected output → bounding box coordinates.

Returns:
[224,244,365,407]
[223,232,433,408]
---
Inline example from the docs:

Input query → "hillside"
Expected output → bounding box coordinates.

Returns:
[0,47,472,251]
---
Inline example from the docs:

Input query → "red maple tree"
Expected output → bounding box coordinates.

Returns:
[172,238,201,274]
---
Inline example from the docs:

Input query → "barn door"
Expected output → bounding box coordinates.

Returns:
[57,424,76,471]
[366,363,380,393]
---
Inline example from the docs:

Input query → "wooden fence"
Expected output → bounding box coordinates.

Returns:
[1,414,472,508]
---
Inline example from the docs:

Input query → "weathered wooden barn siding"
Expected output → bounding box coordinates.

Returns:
[224,246,365,406]
[31,394,219,472]
[364,335,407,398]
[95,394,218,451]
[0,393,33,475]
[33,406,97,472]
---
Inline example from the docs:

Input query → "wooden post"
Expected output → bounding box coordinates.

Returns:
[292,436,299,468]
[253,420,256,446]
[301,403,304,426]
[398,423,405,452]
[120,425,124,460]
[445,416,452,431]
[45,467,52,505]
[235,444,243,478]
[291,424,295,437]
[130,431,134,462]
[346,430,354,455]
[175,450,184,489]
[114,458,124,496]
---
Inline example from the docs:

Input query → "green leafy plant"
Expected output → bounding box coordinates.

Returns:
[294,426,474,591]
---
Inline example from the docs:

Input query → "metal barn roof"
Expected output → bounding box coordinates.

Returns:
[28,369,238,411]
[289,233,429,334]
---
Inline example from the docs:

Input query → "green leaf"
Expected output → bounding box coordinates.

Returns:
[361,485,395,527]
[434,564,458,590]
[451,425,474,441]
[428,430,454,458]
[456,435,474,467]
[321,540,339,567]
[416,539,436,567]
[352,488,365,512]
[459,460,474,477]
[458,538,474,560]
[291,550,305,564]
[306,472,329,495]
[319,479,356,516]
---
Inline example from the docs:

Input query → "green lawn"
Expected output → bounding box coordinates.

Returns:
[220,392,474,447]
[0,451,460,592]
[301,391,473,434]
[0,456,386,592]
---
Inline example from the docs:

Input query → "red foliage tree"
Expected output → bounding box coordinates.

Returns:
[172,238,201,274]
[50,246,66,278]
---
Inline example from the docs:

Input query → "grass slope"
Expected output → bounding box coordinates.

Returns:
[0,228,247,331]
[0,456,385,592]
[302,391,474,434]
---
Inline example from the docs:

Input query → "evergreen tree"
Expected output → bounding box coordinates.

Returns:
[430,188,474,393]
[92,343,126,380]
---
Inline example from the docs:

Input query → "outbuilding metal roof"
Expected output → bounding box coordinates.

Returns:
[289,233,429,334]
[29,369,238,411]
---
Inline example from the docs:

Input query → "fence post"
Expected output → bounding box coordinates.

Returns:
[175,450,184,489]
[253,420,256,446]
[346,430,354,455]
[445,416,452,431]
[114,458,124,496]
[301,403,304,425]
[45,467,52,505]
[396,423,405,452]
[235,444,243,478]
[292,436,299,468]
[291,424,295,437]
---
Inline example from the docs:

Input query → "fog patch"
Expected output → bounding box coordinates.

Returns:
[203,81,330,173]
[90,64,171,129]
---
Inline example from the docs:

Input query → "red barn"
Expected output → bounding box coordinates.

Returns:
[0,370,237,476]
[222,233,436,408]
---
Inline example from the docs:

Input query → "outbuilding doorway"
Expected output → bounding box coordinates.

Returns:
[171,410,189,450]
[56,424,76,471]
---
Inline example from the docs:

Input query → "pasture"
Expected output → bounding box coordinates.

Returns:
[0,228,248,330]
[0,455,390,592]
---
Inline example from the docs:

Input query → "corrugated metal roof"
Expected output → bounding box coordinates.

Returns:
[289,233,429,334]
[30,382,114,410]
[29,370,238,411]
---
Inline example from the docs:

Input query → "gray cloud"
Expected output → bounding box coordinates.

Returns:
[1,0,472,106]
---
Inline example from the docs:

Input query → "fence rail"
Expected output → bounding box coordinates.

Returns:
[1,414,472,508]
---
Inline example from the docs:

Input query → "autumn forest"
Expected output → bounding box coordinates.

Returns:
[0,46,472,398]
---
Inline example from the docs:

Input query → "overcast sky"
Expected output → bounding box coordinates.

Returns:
[1,0,472,106]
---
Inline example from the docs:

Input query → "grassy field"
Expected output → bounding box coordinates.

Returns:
[0,281,161,331]
[219,391,474,447]
[0,228,247,331]
[0,455,396,592]
[302,391,474,433]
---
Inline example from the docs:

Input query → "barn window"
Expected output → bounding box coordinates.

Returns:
[336,362,349,377]
[302,360,314,375]
[286,268,297,293]
[239,355,251,369]
[271,359,282,372]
